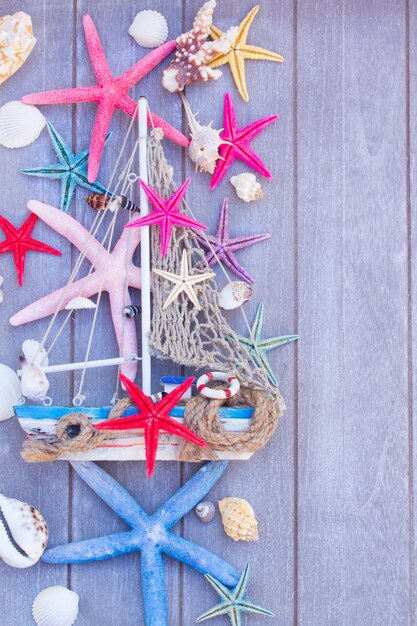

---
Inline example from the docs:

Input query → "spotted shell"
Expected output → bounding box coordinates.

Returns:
[218,497,259,542]
[0,12,36,85]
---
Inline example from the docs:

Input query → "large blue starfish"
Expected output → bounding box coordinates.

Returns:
[21,123,108,213]
[197,563,274,625]
[42,461,239,626]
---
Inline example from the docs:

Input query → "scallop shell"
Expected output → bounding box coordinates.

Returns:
[0,492,48,568]
[0,12,36,85]
[32,586,79,626]
[65,296,97,310]
[195,501,215,523]
[218,281,252,310]
[230,173,264,203]
[128,10,168,48]
[218,497,259,542]
[0,101,46,149]
[0,363,22,422]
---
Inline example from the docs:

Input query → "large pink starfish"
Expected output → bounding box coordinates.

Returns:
[210,92,278,189]
[22,15,189,183]
[126,178,207,257]
[10,200,141,381]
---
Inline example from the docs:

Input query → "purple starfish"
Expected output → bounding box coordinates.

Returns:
[194,198,270,284]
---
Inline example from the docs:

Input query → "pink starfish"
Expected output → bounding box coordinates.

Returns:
[10,200,141,381]
[210,92,278,189]
[125,178,207,257]
[22,15,189,183]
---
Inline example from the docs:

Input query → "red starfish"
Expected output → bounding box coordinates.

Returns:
[210,92,278,189]
[0,213,61,286]
[95,374,207,477]
[125,178,207,257]
[22,14,189,183]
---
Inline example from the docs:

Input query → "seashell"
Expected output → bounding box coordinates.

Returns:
[218,497,259,542]
[0,12,36,85]
[20,346,49,403]
[86,193,139,214]
[22,339,49,368]
[0,101,46,148]
[230,173,264,203]
[195,501,215,523]
[0,492,48,568]
[0,363,22,422]
[123,305,141,318]
[128,10,168,48]
[32,586,79,626]
[218,281,252,310]
[65,296,97,311]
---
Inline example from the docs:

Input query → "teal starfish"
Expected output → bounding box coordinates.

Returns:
[238,303,298,386]
[196,563,274,625]
[21,123,108,213]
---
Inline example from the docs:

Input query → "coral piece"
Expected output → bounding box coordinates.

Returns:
[238,303,298,386]
[0,213,61,286]
[230,173,263,202]
[162,0,237,92]
[153,249,215,311]
[128,10,168,48]
[195,501,215,523]
[209,5,284,102]
[218,497,258,542]
[96,375,207,477]
[125,178,207,257]
[193,197,270,284]
[0,12,36,85]
[0,363,21,422]
[9,200,141,382]
[0,101,45,148]
[211,93,278,189]
[0,492,48,568]
[22,123,108,213]
[42,461,240,626]
[196,563,274,624]
[32,586,79,626]
[22,14,188,183]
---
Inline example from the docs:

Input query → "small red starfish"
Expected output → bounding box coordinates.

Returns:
[126,178,207,257]
[95,375,207,477]
[0,213,61,286]
[22,15,189,183]
[210,92,278,189]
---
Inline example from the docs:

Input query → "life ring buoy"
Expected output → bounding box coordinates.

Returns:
[196,371,240,400]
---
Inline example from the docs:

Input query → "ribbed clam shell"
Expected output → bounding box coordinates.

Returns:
[0,492,48,567]
[218,281,252,310]
[230,173,264,203]
[32,586,79,626]
[128,10,168,48]
[0,101,46,148]
[218,497,259,542]
[65,296,97,310]
[0,364,21,421]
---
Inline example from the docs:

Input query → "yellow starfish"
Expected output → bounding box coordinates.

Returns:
[209,5,284,102]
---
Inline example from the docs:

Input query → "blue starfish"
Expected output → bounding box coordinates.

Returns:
[238,303,298,386]
[42,461,239,626]
[196,563,274,625]
[21,123,108,213]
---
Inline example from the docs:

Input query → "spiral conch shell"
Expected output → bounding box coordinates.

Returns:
[230,173,264,203]
[218,497,259,542]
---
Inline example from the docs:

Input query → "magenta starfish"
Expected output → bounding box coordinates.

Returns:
[194,197,270,283]
[210,92,278,189]
[125,178,207,257]
[10,200,141,381]
[22,15,189,183]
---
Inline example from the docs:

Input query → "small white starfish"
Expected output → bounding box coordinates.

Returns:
[153,250,214,311]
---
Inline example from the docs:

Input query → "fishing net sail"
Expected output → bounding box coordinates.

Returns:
[147,129,284,407]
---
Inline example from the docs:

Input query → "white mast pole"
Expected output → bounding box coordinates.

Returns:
[138,97,152,395]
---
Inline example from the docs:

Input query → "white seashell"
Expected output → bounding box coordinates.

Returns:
[0,364,22,421]
[22,339,49,367]
[20,359,49,403]
[0,100,46,148]
[0,12,36,85]
[32,586,79,626]
[218,281,253,310]
[128,10,168,48]
[230,173,264,203]
[65,296,97,311]
[0,492,48,568]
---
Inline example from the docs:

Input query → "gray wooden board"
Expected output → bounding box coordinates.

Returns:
[0,0,413,625]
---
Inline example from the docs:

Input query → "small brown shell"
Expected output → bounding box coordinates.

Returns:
[218,497,259,542]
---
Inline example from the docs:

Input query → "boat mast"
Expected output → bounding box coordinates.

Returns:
[138,97,152,395]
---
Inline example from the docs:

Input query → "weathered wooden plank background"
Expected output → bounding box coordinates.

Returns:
[0,0,413,624]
